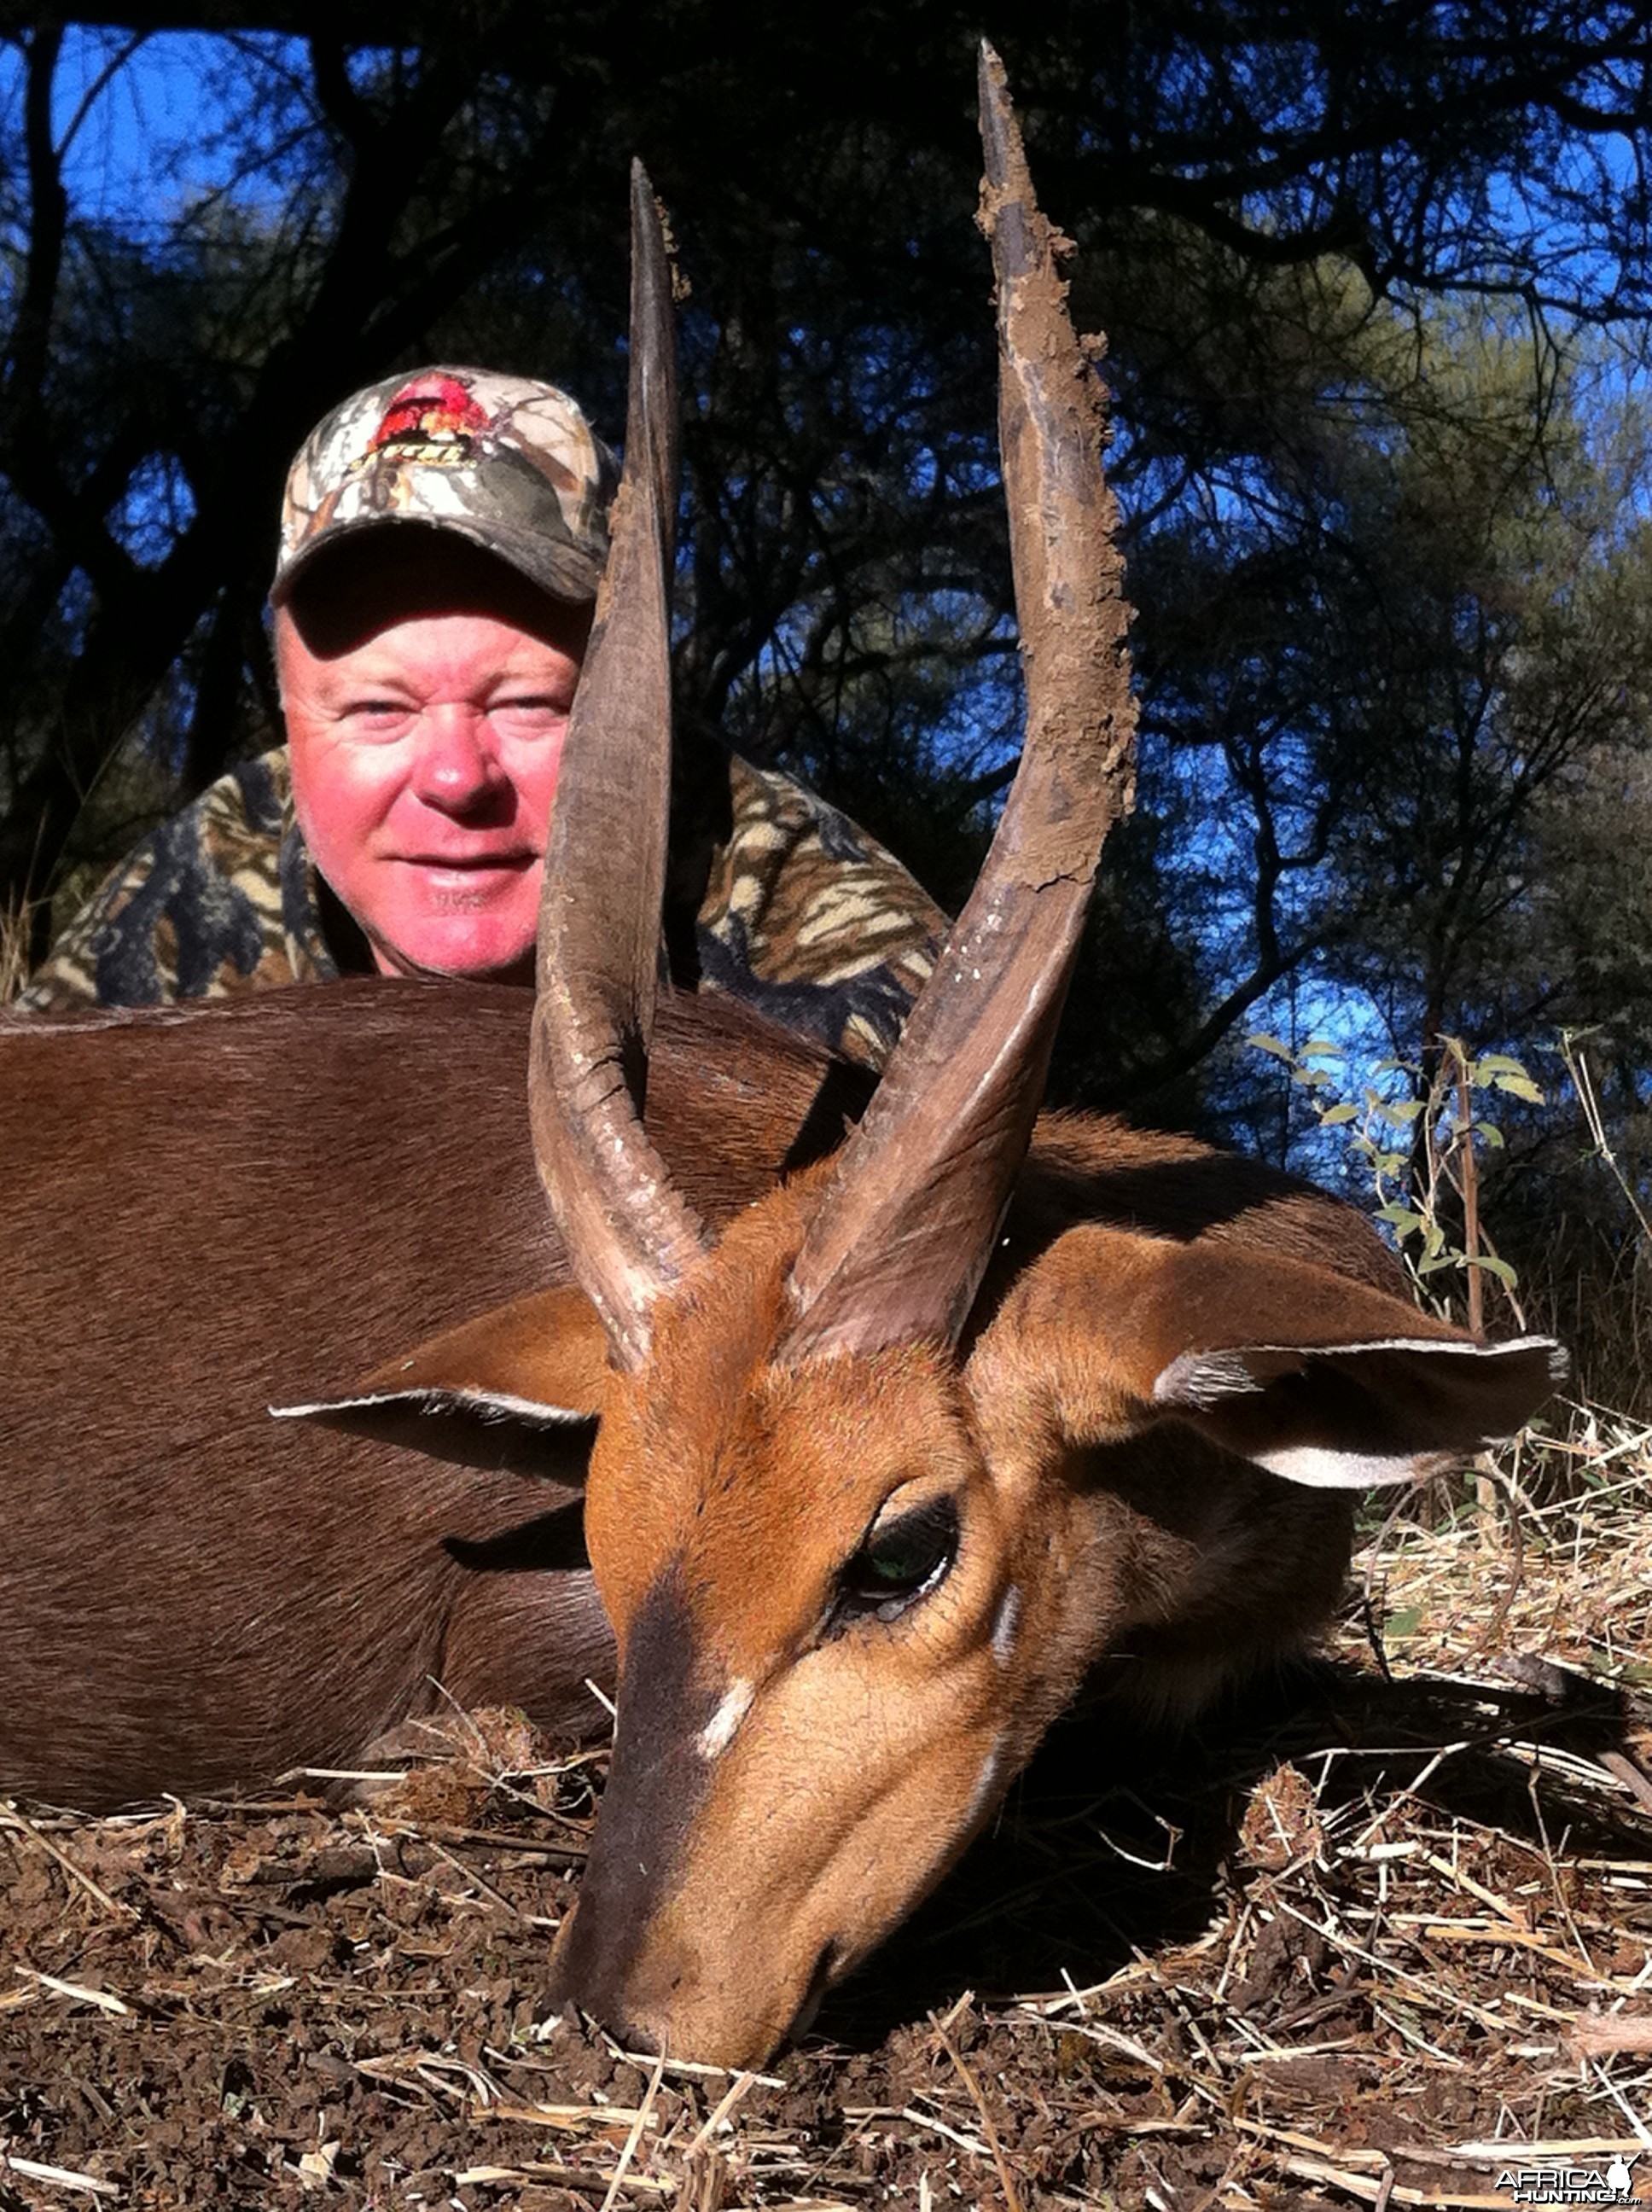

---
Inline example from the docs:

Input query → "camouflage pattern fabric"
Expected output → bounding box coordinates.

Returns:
[20,748,944,1072]
[272,367,616,612]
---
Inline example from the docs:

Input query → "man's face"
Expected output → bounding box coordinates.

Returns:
[276,534,591,982]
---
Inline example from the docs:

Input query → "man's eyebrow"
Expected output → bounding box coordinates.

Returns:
[332,673,419,697]
[307,647,418,683]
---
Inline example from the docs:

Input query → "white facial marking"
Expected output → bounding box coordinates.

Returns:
[991,1583,1021,1669]
[695,1677,755,1762]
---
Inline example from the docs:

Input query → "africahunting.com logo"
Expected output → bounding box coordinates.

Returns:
[1495,2153,1637,2205]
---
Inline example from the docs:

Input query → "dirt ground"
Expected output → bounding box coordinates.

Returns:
[7,1429,1652,2211]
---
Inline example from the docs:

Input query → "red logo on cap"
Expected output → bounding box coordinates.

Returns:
[369,375,490,457]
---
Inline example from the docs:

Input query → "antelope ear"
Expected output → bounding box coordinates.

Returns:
[1152,1333,1568,1489]
[983,1224,1565,1489]
[270,1284,611,1479]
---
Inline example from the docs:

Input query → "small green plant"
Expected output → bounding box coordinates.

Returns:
[1248,1029,1543,1333]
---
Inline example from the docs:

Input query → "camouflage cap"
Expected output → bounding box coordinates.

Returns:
[270,366,619,608]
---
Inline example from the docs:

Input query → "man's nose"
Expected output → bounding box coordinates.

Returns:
[410,707,509,813]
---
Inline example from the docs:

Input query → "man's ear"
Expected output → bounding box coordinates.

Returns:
[270,1284,611,1479]
[974,1223,1564,1489]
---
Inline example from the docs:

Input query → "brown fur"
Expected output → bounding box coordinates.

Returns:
[0,980,863,1807]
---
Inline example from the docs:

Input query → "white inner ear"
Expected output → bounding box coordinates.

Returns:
[1241,1441,1457,1491]
[1151,1347,1268,1406]
[1155,1334,1566,1409]
[270,1387,596,1429]
[1151,1334,1567,1492]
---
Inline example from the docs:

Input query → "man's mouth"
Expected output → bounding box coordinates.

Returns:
[399,852,538,876]
[395,853,539,909]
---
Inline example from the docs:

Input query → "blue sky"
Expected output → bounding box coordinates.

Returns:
[0,26,299,230]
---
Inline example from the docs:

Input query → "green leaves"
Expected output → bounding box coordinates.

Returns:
[1249,1030,1544,1327]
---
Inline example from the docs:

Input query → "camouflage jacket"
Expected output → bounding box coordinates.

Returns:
[20,747,944,1071]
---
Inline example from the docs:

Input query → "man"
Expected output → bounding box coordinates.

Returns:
[20,367,943,1069]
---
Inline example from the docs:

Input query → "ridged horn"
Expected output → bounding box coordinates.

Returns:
[779,43,1137,1365]
[529,160,710,1371]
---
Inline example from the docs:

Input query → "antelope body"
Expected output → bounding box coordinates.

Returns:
[0,54,1561,2069]
[0,983,863,1807]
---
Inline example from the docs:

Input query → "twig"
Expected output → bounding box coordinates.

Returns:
[1417,1921,1629,1986]
[898,2106,992,2158]
[602,2048,666,2212]
[420,1833,521,1917]
[0,1804,135,1920]
[1279,2153,1504,2208]
[1451,1045,1483,1340]
[1568,2014,1652,2058]
[452,2163,671,2198]
[1451,2135,1652,2158]
[15,1969,129,2016]
[1468,1467,1525,1656]
[930,2013,1024,2212]
[602,2045,785,2089]
[585,1677,619,1720]
[1562,1033,1652,1249]
[1268,1898,1509,2031]
[0,2151,121,2198]
[427,1821,588,1864]
[683,2069,759,2157]
[1600,1752,1652,1819]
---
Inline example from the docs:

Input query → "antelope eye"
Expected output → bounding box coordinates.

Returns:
[834,1495,960,1628]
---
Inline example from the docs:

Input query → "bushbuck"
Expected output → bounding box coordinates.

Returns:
[0,52,1558,2069]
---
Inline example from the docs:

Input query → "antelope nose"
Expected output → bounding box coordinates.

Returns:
[538,1993,663,2057]
[544,1901,661,2050]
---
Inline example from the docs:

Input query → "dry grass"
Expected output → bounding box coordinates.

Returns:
[0,893,38,1007]
[5,1417,1652,2208]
